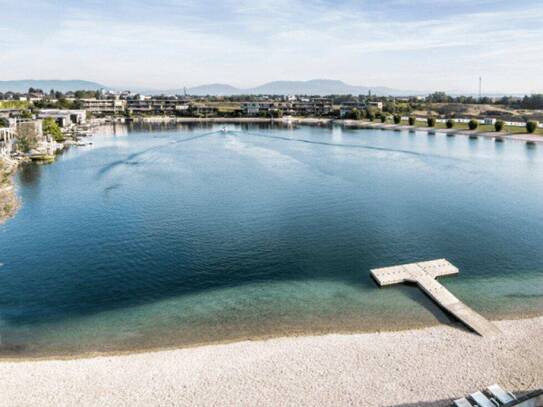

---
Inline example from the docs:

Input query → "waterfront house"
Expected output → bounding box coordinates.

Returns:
[15,120,62,157]
[241,102,281,116]
[189,103,218,117]
[0,125,16,157]
[339,101,366,118]
[38,109,87,127]
[79,98,127,115]
[368,101,383,110]
[292,97,333,116]
[242,102,263,116]
[126,96,191,115]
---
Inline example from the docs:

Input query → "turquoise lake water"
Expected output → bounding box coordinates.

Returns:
[0,123,542,357]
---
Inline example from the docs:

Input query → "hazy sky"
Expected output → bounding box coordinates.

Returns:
[1,0,542,93]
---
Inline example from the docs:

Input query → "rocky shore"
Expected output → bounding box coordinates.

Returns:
[0,158,21,224]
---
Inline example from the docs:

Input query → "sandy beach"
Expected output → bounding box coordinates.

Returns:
[1,316,541,406]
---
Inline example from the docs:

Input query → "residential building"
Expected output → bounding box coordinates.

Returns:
[38,109,87,127]
[339,101,366,118]
[189,103,218,116]
[126,96,190,115]
[79,98,127,115]
[241,102,282,116]
[0,127,16,157]
[368,101,383,110]
[292,97,333,116]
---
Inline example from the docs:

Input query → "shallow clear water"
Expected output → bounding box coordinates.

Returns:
[0,123,542,357]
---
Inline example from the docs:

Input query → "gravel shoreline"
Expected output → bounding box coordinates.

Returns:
[1,316,541,406]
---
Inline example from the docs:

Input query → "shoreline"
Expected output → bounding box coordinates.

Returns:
[116,116,543,143]
[340,119,543,144]
[1,315,541,406]
[1,311,542,362]
[127,116,333,126]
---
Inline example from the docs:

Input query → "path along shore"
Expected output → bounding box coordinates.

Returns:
[0,316,541,406]
[340,119,543,144]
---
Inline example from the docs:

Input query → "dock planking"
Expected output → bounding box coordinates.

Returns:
[371,259,500,337]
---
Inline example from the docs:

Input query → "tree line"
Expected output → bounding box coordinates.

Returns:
[426,92,543,109]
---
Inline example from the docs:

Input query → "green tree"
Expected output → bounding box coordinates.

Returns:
[468,119,478,130]
[21,110,33,119]
[494,120,504,132]
[0,117,9,127]
[350,108,362,120]
[366,111,375,121]
[520,94,543,110]
[383,101,396,113]
[380,114,387,123]
[43,117,64,142]
[17,138,33,153]
[270,109,283,118]
[427,92,451,103]
[446,119,454,129]
[408,116,416,126]
[72,99,84,109]
[393,114,401,124]
[526,121,538,133]
[427,117,436,127]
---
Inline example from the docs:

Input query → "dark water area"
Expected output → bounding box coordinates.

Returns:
[0,123,542,357]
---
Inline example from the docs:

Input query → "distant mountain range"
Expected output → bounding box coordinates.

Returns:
[0,80,106,93]
[184,83,243,96]
[0,79,526,97]
[0,79,417,96]
[179,79,418,96]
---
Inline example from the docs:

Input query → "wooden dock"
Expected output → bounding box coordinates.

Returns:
[371,259,500,337]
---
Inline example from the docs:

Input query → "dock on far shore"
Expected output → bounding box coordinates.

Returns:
[371,259,501,337]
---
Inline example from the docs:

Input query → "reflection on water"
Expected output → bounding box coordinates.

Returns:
[0,123,542,357]
[18,162,42,186]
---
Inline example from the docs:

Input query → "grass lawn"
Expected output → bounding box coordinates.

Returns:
[0,100,29,109]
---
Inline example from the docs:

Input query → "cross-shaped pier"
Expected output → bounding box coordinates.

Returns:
[371,259,500,337]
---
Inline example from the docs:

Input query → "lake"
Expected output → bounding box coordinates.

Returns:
[0,123,542,357]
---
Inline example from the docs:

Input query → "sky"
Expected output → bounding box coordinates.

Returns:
[1,0,543,93]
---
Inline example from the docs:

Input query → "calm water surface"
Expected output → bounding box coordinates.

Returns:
[1,123,542,356]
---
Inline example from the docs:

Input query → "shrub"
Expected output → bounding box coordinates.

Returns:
[468,119,478,130]
[494,120,504,132]
[446,119,454,129]
[350,109,362,120]
[526,121,538,134]
[380,114,387,123]
[393,114,401,124]
[408,116,416,126]
[0,117,9,128]
[367,112,375,121]
[43,117,64,142]
[17,137,34,153]
[427,117,436,127]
